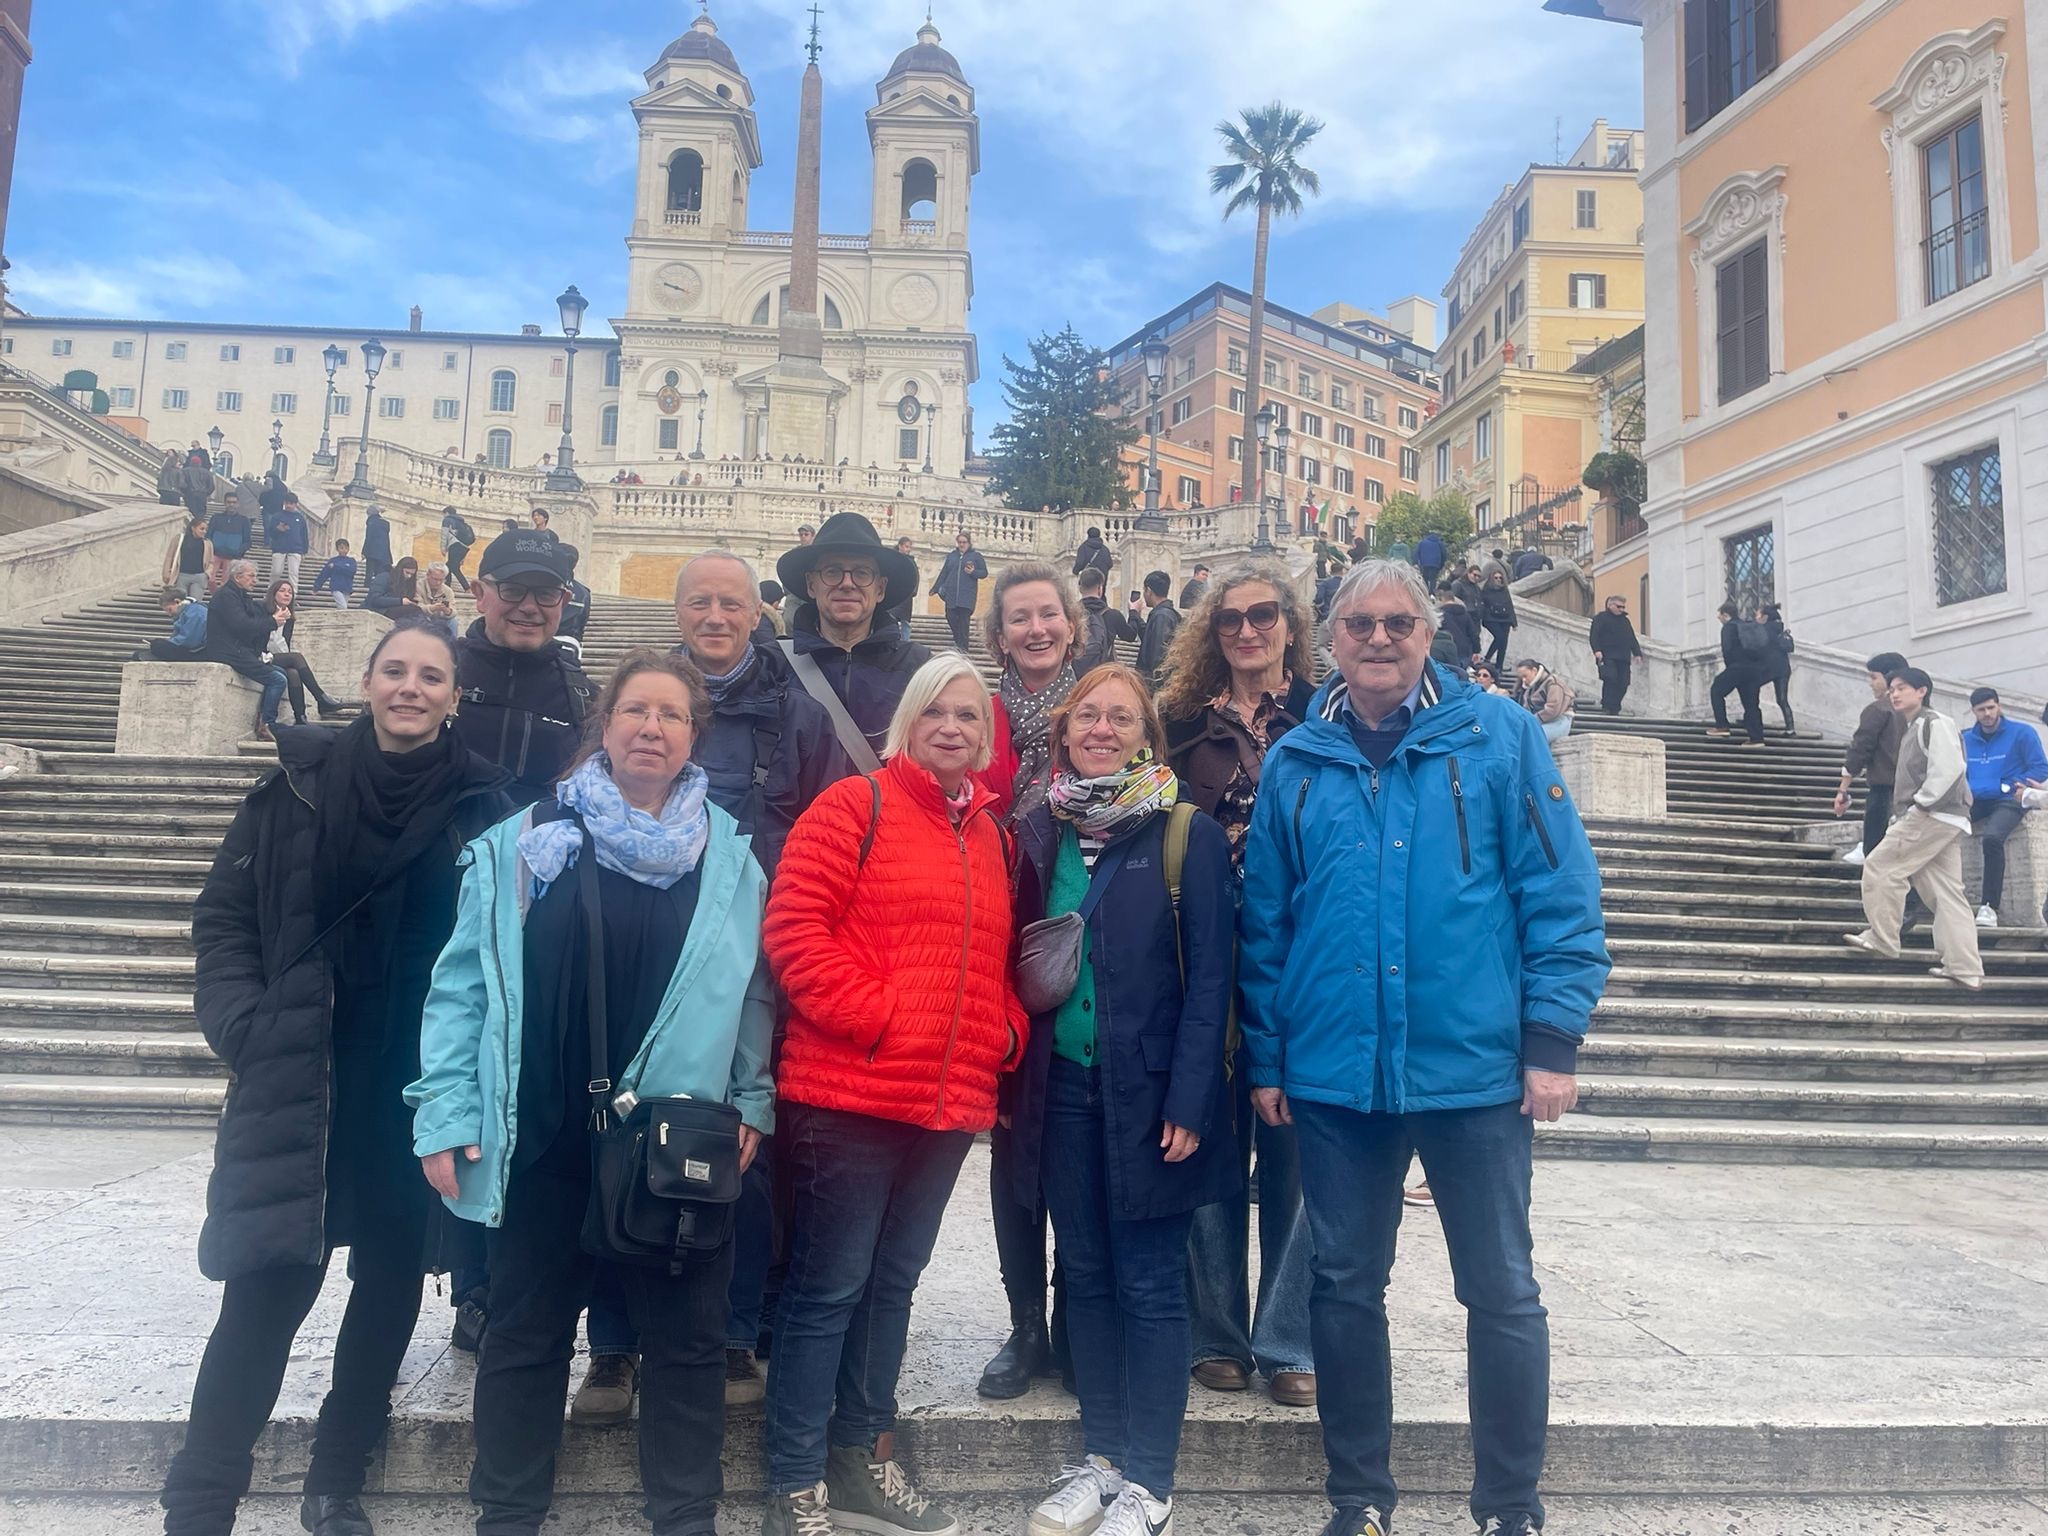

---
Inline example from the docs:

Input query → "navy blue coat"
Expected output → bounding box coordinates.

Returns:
[1004,804,1239,1221]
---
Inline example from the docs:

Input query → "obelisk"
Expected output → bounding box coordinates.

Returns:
[765,3,836,459]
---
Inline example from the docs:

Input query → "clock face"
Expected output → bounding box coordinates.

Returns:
[654,262,702,311]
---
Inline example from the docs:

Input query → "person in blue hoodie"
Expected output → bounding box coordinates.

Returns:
[312,539,359,610]
[408,648,774,1536]
[264,484,310,589]
[1237,559,1610,1536]
[1961,686,2048,926]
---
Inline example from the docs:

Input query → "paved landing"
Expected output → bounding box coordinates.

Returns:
[1,1129,2045,1497]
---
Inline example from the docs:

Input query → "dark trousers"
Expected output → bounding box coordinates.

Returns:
[1292,1097,1548,1529]
[1768,671,1793,729]
[447,544,472,592]
[472,1154,731,1536]
[1709,670,1764,743]
[989,1118,1066,1336]
[1973,799,2027,909]
[764,1102,971,1493]
[160,1242,424,1535]
[1482,622,1512,670]
[1418,564,1442,591]
[1040,1059,1195,1497]
[1597,657,1632,715]
[364,557,392,585]
[272,651,329,722]
[1862,783,1895,856]
[944,605,974,652]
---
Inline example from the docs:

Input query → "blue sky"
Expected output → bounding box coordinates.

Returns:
[11,0,1643,436]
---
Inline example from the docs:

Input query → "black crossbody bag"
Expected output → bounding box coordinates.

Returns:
[571,826,745,1272]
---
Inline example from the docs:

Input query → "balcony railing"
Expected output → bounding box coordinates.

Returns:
[733,230,873,251]
[665,209,703,226]
[900,219,938,245]
[1925,207,1991,305]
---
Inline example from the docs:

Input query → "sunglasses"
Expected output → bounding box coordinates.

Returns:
[1213,601,1282,637]
[1336,613,1422,642]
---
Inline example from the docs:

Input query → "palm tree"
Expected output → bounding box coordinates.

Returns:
[1211,102,1323,524]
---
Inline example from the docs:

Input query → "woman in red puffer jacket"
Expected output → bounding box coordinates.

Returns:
[761,652,1026,1534]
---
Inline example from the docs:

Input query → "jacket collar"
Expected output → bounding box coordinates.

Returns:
[790,604,911,660]
[884,749,1000,828]
[1283,663,1478,767]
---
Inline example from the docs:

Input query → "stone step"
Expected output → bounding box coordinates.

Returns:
[0,914,192,955]
[1601,963,2048,1005]
[0,830,223,858]
[0,1028,221,1077]
[1591,994,2045,1042]
[0,854,216,888]
[0,808,235,836]
[1538,1111,2048,1166]
[1589,844,1859,879]
[0,986,199,1030]
[30,751,261,778]
[0,950,193,991]
[1608,935,2048,969]
[1602,909,2048,951]
[0,883,198,918]
[1599,867,1859,898]
[1574,1074,2048,1124]
[0,1071,224,1124]
[1602,887,1868,919]
[1580,1033,2048,1083]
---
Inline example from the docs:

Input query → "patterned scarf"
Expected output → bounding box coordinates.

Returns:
[700,643,757,703]
[1046,748,1179,839]
[1000,660,1077,822]
[518,752,711,896]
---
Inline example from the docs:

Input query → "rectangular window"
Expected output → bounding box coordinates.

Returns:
[1263,359,1281,387]
[1723,522,1775,611]
[1930,446,2007,606]
[1471,335,1486,366]
[1398,405,1419,431]
[1297,369,1318,399]
[270,392,297,414]
[331,394,352,416]
[1227,436,1244,463]
[379,396,405,418]
[51,339,72,356]
[1576,190,1598,229]
[1512,200,1531,246]
[1172,354,1195,388]
[1333,423,1355,449]
[217,390,242,412]
[1229,387,1246,414]
[2,336,11,353]
[111,339,135,359]
[600,406,618,446]
[1569,273,1607,309]
[443,351,460,370]
[1364,478,1385,502]
[220,344,240,362]
[1299,456,1321,486]
[1365,433,1386,459]
[549,356,565,378]
[1507,284,1524,324]
[1177,475,1202,504]
[1716,240,1771,403]
[1493,308,1503,343]
[1684,0,1779,133]
[1330,381,1351,412]
[1924,115,1990,304]
[1448,295,1463,330]
[1331,466,1353,494]
[1170,397,1192,426]
[113,386,136,408]
[1436,441,1451,484]
[1298,412,1322,438]
[547,402,564,426]
[658,418,680,450]
[433,398,461,420]
[1227,345,1245,375]
[1475,412,1493,461]
[1271,402,1289,430]
[273,345,295,364]
[165,341,188,361]
[898,427,920,460]
[163,388,189,410]
[1400,446,1421,481]
[386,350,403,369]
[1475,498,1492,530]
[1361,395,1382,423]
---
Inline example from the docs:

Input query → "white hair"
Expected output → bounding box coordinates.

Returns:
[227,558,257,578]
[882,652,994,771]
[1330,558,1439,634]
[427,561,449,575]
[677,548,762,604]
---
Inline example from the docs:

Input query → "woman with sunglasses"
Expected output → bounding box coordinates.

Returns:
[1154,564,1321,1409]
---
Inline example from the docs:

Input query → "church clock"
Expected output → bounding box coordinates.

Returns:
[652,262,703,312]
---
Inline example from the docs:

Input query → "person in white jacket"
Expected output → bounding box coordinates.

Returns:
[1844,667,1984,990]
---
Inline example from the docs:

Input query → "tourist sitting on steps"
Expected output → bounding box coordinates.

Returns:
[201,559,289,743]
[1513,659,1575,745]
[137,586,209,661]
[364,556,421,619]
[160,621,512,1536]
[1961,686,2048,929]
[263,579,343,726]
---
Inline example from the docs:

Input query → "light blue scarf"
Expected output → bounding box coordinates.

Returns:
[518,752,710,896]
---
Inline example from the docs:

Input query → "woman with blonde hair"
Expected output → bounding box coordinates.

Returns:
[978,561,1086,824]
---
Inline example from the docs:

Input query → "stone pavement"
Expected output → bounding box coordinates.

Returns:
[1,1128,2046,1504]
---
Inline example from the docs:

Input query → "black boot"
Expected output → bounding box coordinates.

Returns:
[977,1311,1051,1400]
[300,1493,375,1536]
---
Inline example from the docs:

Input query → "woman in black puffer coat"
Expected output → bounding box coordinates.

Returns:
[160,620,511,1536]
[1759,603,1795,735]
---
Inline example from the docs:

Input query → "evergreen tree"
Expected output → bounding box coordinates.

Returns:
[987,325,1138,512]
[1373,488,1474,559]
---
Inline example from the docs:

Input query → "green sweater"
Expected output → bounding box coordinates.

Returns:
[1049,825,1100,1066]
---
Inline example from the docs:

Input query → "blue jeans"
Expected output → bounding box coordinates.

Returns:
[222,659,287,725]
[1187,1062,1314,1378]
[1040,1058,1195,1498]
[763,1102,971,1493]
[1540,715,1571,744]
[1291,1096,1548,1528]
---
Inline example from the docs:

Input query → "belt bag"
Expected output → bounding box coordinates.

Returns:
[571,823,743,1271]
[1014,838,1130,1015]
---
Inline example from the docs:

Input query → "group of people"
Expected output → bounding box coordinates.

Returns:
[163,513,1609,1536]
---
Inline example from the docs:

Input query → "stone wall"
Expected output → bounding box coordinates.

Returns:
[0,464,105,537]
[0,499,185,623]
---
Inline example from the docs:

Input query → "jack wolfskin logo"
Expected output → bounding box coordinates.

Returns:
[684,1158,711,1182]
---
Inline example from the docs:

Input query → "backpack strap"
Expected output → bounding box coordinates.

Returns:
[857,773,881,870]
[780,637,884,773]
[1162,801,1196,985]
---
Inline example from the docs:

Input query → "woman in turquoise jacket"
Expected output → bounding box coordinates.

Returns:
[407,649,774,1536]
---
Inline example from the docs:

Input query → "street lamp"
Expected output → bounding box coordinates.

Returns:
[206,424,224,465]
[1274,419,1293,538]
[1135,334,1169,532]
[545,283,588,492]
[921,401,940,474]
[311,343,345,468]
[269,418,285,477]
[1251,405,1276,553]
[690,388,708,459]
[344,337,386,498]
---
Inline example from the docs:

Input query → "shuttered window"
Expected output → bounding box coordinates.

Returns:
[1715,240,1770,403]
[1684,0,1778,133]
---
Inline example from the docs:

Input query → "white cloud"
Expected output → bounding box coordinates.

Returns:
[242,0,529,74]
[483,41,646,158]
[11,254,250,317]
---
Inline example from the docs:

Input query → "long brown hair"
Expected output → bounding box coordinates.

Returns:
[1154,561,1314,722]
[562,648,713,781]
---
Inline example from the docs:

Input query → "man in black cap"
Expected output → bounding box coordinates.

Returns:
[453,527,597,809]
[775,511,930,768]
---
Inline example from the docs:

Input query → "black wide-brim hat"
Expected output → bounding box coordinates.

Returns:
[776,511,919,612]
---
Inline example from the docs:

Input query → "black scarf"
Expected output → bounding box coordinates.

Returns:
[312,718,481,986]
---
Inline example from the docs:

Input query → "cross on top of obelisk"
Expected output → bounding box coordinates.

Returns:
[805,2,822,63]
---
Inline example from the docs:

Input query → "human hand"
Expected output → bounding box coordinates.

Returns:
[1520,1069,1578,1122]
[738,1125,762,1174]
[1250,1087,1292,1126]
[422,1144,481,1198]
[1161,1122,1201,1163]
[1832,788,1851,816]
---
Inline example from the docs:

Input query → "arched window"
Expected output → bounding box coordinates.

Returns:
[489,369,517,413]
[750,286,844,329]
[600,405,619,447]
[667,149,704,212]
[901,158,938,226]
[217,450,234,478]
[485,429,512,468]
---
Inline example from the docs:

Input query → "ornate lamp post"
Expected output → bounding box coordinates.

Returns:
[545,284,588,492]
[921,401,940,475]
[268,418,285,477]
[344,337,386,498]
[690,388,708,459]
[1251,405,1276,553]
[1135,334,1169,532]
[1274,419,1293,538]
[311,343,344,468]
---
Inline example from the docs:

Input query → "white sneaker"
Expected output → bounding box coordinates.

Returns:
[1096,1484,1172,1536]
[1028,1456,1126,1536]
[1841,843,1867,866]
[1976,904,1998,928]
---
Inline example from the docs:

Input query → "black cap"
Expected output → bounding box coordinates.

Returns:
[477,528,573,585]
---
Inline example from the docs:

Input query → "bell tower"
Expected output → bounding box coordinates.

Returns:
[866,19,978,269]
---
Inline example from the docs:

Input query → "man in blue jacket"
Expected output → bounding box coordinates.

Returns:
[1238,559,1610,1536]
[1962,686,2048,926]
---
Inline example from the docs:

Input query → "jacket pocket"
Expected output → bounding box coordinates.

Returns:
[1139,1033,1175,1073]
[1522,792,1560,870]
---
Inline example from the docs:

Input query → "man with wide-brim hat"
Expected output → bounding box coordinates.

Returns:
[775,511,931,767]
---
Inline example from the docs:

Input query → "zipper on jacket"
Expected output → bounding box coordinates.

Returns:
[1523,792,1560,870]
[1292,776,1311,867]
[283,767,336,1249]
[933,819,974,1119]
[1448,757,1471,875]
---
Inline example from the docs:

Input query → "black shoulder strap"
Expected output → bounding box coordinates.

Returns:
[751,724,779,790]
[574,824,614,1129]
[857,773,881,870]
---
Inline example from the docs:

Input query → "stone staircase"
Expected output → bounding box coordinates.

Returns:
[1,589,2044,1162]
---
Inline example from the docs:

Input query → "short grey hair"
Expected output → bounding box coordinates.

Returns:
[882,652,993,771]
[427,561,449,576]
[1330,558,1439,633]
[227,558,257,579]
[677,548,762,603]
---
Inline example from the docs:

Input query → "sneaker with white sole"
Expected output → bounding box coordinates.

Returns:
[1841,843,1867,866]
[1028,1455,1126,1536]
[761,1483,836,1536]
[824,1444,959,1536]
[1095,1483,1172,1536]
[1976,904,1999,928]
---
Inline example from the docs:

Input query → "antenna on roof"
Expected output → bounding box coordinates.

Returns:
[806,2,822,62]
[1554,116,1563,164]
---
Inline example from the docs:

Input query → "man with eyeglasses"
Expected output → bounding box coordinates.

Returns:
[1587,594,1643,715]
[1237,559,1610,1536]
